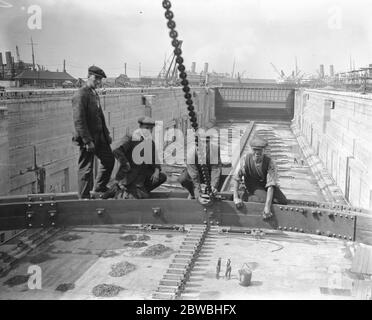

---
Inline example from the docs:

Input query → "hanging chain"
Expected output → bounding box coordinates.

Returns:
[162,0,212,196]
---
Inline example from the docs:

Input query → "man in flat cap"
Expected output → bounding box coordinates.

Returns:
[102,116,167,199]
[178,134,222,205]
[72,66,115,199]
[233,136,287,219]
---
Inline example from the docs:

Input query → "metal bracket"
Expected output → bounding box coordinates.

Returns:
[25,201,58,228]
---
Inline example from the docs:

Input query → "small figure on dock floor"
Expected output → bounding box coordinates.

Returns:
[216,257,221,279]
[225,259,232,280]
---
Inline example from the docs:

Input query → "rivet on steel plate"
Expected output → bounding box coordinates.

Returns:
[50,203,55,207]
[283,227,287,230]
[49,212,55,218]
[278,226,282,230]
[39,203,43,207]
[294,228,298,232]
[27,204,32,208]
[152,207,161,216]
[289,227,293,231]
[299,229,304,233]
[316,230,321,235]
[27,214,32,219]
[28,224,32,228]
[349,237,352,241]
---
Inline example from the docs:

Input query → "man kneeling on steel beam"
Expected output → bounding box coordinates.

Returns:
[178,135,222,206]
[102,117,167,199]
[233,136,288,219]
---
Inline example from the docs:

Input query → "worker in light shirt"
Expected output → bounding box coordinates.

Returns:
[233,136,287,219]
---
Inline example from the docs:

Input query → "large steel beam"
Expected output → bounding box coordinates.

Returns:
[0,195,360,243]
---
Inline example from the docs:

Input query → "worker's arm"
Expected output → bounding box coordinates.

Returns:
[72,90,93,144]
[233,160,245,207]
[263,160,278,218]
[210,165,222,193]
[187,164,201,198]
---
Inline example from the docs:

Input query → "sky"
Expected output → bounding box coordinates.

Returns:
[1,0,372,79]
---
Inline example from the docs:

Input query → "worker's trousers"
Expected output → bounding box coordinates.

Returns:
[77,138,115,199]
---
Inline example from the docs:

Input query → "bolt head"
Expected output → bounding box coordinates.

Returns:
[278,226,282,230]
[28,224,32,227]
[299,229,304,233]
[27,214,32,219]
[39,203,43,207]
[283,227,287,231]
[316,230,321,235]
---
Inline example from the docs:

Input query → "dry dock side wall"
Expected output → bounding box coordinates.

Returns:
[0,87,215,196]
[293,89,372,209]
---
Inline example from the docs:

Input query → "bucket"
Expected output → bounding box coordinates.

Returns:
[239,264,252,287]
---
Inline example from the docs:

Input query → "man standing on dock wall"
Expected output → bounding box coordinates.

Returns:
[233,136,287,219]
[72,66,115,199]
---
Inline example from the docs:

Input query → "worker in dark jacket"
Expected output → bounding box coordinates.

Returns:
[72,66,114,199]
[102,117,167,199]
[178,136,222,205]
[233,136,287,219]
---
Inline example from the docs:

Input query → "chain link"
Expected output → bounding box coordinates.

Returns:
[162,0,212,196]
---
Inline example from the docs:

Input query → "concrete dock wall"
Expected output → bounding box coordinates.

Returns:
[0,87,215,196]
[293,89,372,209]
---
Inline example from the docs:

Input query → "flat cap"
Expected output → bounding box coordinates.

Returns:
[138,116,155,126]
[250,136,268,149]
[88,66,107,79]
